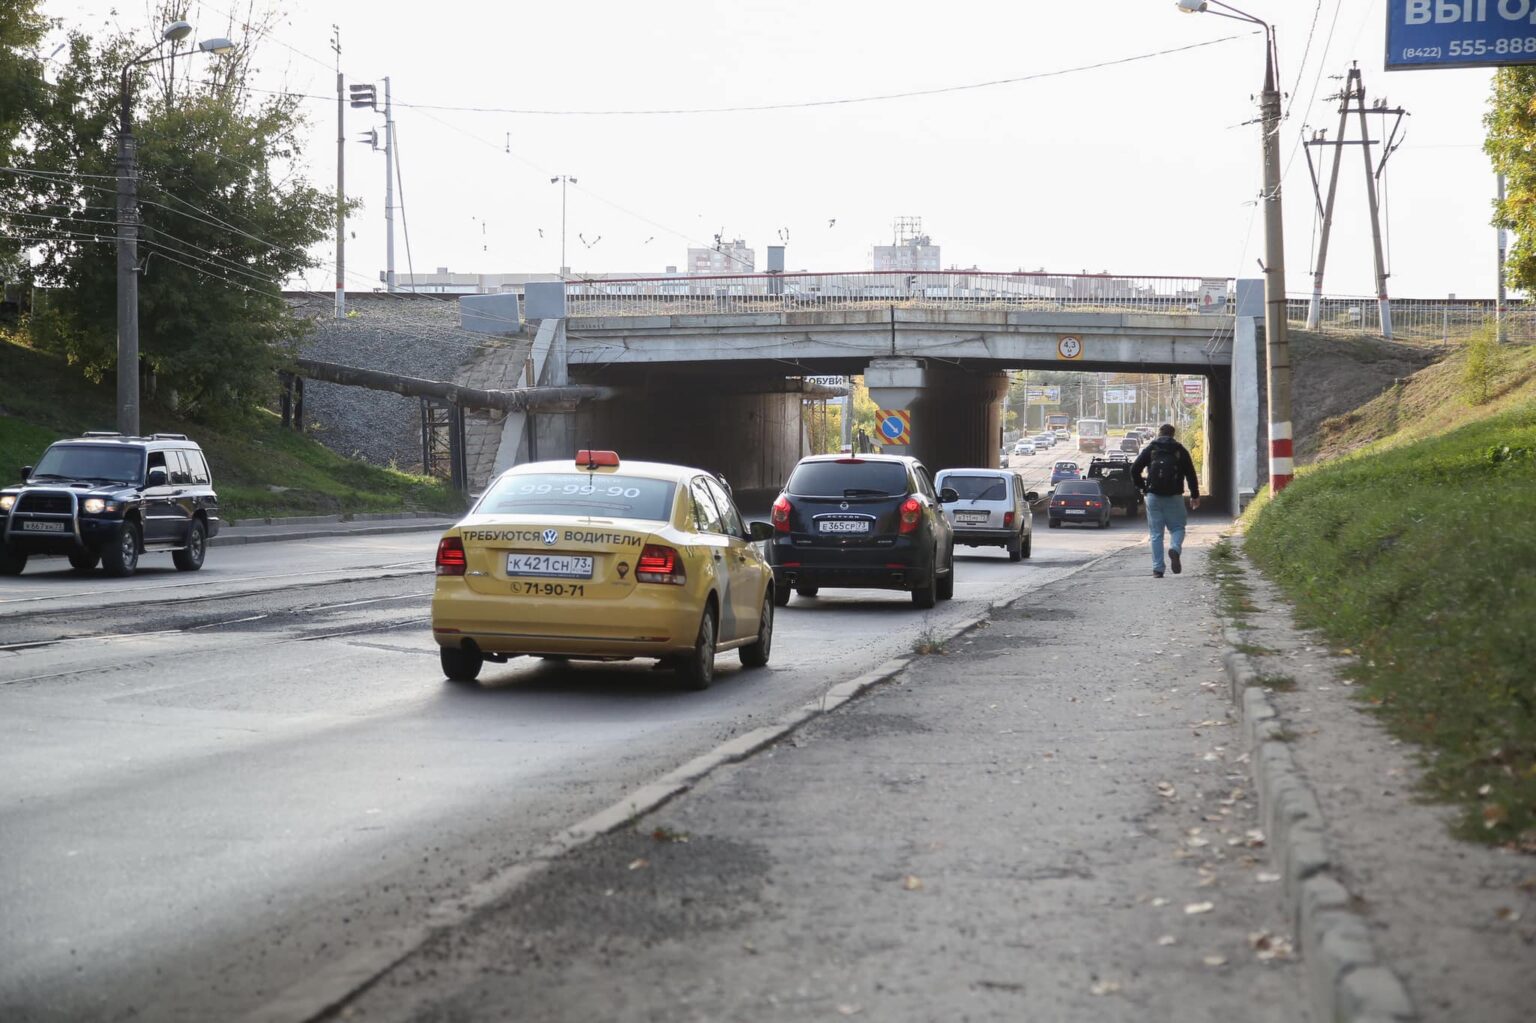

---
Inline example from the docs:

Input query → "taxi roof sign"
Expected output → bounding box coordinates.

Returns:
[576,449,620,469]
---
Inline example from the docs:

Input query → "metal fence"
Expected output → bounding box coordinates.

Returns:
[564,270,1229,318]
[1287,296,1533,342]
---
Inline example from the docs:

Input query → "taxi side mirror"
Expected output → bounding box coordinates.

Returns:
[939,487,960,504]
[747,520,775,542]
[146,467,168,488]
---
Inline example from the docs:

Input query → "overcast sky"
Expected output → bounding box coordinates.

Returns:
[42,0,1500,298]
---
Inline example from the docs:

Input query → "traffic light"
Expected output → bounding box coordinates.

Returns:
[348,83,376,109]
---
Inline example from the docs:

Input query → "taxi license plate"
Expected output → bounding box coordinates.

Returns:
[506,552,593,578]
[1065,509,1085,515]
[21,520,66,532]
[819,520,869,534]
[955,512,988,524]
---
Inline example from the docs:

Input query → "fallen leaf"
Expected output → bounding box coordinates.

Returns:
[1203,954,1228,967]
[836,1005,863,1016]
[1244,829,1266,847]
[1483,804,1509,829]
[1187,837,1210,848]
[902,874,924,891]
[1478,784,1493,796]
[1156,934,1177,946]
[627,858,649,871]
[1255,872,1282,884]
[1088,980,1122,996]
[1151,897,1171,907]
[1156,782,1178,799]
[1495,906,1522,922]
[1185,902,1215,915]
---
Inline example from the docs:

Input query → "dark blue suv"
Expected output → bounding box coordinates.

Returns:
[1,432,220,578]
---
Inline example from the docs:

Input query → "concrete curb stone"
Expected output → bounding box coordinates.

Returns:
[1217,536,1419,1023]
[210,520,452,547]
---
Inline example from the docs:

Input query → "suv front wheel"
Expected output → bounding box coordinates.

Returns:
[101,522,140,578]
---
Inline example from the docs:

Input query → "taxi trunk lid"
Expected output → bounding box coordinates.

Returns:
[455,517,655,598]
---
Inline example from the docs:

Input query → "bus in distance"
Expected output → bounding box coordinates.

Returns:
[1077,418,1108,453]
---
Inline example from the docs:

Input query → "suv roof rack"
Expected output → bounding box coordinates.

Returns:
[150,433,189,440]
[81,430,124,437]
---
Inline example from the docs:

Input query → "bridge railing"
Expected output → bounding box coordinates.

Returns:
[564,270,1230,318]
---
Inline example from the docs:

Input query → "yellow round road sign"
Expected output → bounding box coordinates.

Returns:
[1057,335,1084,360]
[876,408,911,445]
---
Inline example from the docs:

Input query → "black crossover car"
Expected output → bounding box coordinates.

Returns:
[767,453,957,608]
[0,432,220,577]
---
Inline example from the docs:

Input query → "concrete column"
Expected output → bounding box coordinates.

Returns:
[1232,278,1264,511]
[863,357,927,458]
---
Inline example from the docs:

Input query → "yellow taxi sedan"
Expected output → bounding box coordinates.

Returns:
[431,450,776,689]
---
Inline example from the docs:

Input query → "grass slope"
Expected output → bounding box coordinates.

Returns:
[1242,342,1536,847]
[0,334,464,522]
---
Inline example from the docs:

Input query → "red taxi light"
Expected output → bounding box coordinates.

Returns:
[771,495,792,534]
[898,496,922,535]
[636,543,686,585]
[576,449,620,469]
[435,536,466,576]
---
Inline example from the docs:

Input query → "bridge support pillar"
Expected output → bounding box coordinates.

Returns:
[865,358,1009,472]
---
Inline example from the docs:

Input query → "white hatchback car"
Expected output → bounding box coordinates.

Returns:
[935,468,1038,562]
[1013,440,1036,456]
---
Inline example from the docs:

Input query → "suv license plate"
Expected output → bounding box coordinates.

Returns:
[506,553,594,578]
[818,520,870,534]
[21,520,67,532]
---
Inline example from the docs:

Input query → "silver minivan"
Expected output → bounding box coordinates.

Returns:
[935,467,1038,562]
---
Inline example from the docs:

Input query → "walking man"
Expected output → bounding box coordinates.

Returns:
[1132,423,1201,578]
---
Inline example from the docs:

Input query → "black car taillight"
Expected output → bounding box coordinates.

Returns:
[898,496,922,535]
[771,495,792,534]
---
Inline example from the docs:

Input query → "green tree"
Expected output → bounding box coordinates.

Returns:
[9,6,338,418]
[1487,67,1536,293]
[0,0,52,279]
[1461,326,1501,406]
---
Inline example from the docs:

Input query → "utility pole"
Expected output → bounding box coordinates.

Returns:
[1260,31,1295,492]
[1302,64,1406,339]
[384,76,395,292]
[1497,171,1508,344]
[332,27,345,319]
[115,66,141,435]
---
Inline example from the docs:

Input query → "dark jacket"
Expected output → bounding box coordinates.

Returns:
[1132,436,1200,498]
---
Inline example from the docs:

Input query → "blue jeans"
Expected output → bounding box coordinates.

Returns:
[1145,493,1188,574]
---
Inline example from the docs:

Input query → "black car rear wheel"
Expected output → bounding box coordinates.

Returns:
[912,555,937,609]
[936,554,955,601]
[795,585,819,598]
[172,518,207,572]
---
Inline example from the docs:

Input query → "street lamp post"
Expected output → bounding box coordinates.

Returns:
[550,174,576,276]
[116,22,234,436]
[1176,0,1294,493]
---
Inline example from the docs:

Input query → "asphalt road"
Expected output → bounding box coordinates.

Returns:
[0,483,1147,1022]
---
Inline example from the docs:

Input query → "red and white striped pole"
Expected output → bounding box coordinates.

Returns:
[1270,420,1294,492]
[1257,23,1295,495]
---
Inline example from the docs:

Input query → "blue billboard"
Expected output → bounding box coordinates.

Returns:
[1386,0,1536,70]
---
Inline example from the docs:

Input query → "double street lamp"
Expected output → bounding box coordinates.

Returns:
[116,21,235,436]
[1175,0,1294,494]
[550,174,576,277]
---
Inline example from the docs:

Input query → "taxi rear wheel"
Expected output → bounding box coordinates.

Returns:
[739,594,773,668]
[676,605,717,691]
[440,646,484,683]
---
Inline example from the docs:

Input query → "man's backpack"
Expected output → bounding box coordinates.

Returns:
[1145,443,1182,495]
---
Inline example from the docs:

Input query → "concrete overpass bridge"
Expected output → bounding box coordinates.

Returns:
[493,270,1266,514]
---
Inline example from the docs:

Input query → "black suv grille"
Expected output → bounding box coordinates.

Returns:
[17,492,72,514]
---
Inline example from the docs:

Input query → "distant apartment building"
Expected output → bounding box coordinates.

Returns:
[872,218,940,272]
[686,239,754,274]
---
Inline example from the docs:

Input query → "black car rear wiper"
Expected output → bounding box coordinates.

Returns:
[842,488,892,498]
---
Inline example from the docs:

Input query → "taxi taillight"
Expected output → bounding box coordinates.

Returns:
[636,543,686,585]
[436,536,466,576]
[771,495,792,534]
[898,496,922,535]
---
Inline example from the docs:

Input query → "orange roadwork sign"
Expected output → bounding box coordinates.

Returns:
[876,409,911,445]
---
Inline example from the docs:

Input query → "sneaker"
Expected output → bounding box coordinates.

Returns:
[1153,570,1164,578]
[1169,549,1182,575]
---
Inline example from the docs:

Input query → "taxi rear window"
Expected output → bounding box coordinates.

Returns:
[478,472,677,521]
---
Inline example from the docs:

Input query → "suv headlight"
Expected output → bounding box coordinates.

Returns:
[0,494,13,512]
[82,498,106,514]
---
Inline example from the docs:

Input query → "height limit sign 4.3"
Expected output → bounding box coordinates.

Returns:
[1057,335,1084,361]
